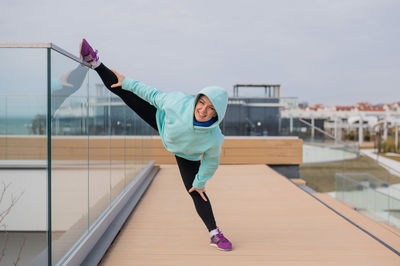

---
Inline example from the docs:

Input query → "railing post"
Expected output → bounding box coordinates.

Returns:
[359,117,363,147]
[311,117,315,141]
[46,47,52,266]
[395,125,399,151]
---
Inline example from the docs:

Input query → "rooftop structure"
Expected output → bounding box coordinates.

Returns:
[233,84,281,98]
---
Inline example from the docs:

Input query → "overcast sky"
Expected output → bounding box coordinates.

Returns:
[1,0,399,105]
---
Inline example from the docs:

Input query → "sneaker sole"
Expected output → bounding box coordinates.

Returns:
[209,243,232,251]
[79,40,92,63]
[79,40,84,59]
[79,40,97,69]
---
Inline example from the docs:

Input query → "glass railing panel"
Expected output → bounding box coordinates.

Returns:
[125,107,140,185]
[367,188,390,223]
[110,98,127,202]
[124,105,154,181]
[50,50,90,264]
[137,119,146,170]
[335,174,365,209]
[142,119,155,168]
[0,96,4,159]
[0,47,48,265]
[296,118,357,193]
[338,156,400,228]
[380,164,400,228]
[388,193,400,228]
[386,165,400,228]
[88,76,111,227]
[110,137,126,201]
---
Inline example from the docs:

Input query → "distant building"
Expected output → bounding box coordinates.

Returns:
[281,101,400,145]
[221,84,296,136]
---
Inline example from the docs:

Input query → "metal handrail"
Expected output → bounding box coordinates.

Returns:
[0,42,91,68]
[298,118,358,149]
[51,43,91,67]
[298,118,336,140]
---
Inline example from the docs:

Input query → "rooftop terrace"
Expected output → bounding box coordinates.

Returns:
[1,43,400,266]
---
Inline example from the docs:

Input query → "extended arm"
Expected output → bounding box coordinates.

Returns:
[111,70,167,109]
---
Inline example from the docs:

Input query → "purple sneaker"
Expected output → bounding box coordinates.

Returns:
[79,38,99,66]
[210,228,232,251]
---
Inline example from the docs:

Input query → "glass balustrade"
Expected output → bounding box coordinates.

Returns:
[0,44,154,265]
[337,161,400,229]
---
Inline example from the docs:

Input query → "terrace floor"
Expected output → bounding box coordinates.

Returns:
[100,165,400,266]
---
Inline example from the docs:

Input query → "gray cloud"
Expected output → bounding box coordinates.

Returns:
[1,0,399,105]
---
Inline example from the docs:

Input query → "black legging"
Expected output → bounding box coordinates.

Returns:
[95,63,217,232]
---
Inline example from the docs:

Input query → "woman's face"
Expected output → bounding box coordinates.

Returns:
[194,95,217,122]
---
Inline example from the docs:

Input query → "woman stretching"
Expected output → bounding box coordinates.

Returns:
[79,39,232,251]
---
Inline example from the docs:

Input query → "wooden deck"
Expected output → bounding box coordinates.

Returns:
[100,165,400,265]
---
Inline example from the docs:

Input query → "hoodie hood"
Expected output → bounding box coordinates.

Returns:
[192,86,228,129]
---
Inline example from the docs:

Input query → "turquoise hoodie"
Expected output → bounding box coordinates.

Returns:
[122,78,228,189]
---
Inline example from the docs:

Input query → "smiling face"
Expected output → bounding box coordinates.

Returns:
[194,95,217,122]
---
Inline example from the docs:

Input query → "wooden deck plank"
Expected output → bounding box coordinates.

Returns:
[100,165,400,265]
